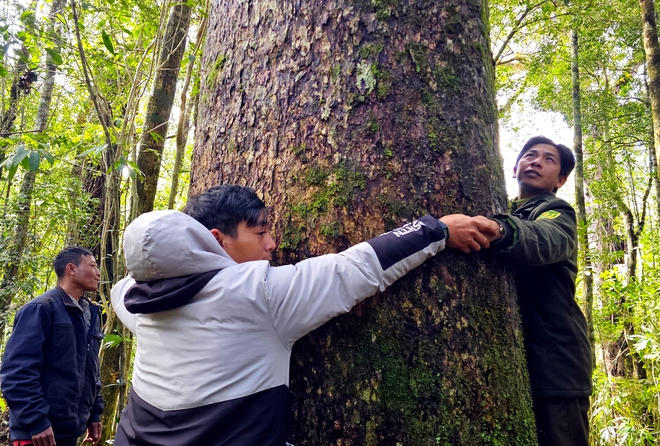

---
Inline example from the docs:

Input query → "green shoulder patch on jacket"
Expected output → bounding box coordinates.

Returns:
[537,210,561,220]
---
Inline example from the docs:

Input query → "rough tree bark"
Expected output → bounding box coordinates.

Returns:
[0,0,65,343]
[135,0,192,215]
[192,1,536,444]
[640,0,660,222]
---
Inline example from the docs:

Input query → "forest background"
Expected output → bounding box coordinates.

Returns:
[0,0,660,444]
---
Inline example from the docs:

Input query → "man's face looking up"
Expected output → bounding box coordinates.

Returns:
[514,143,568,199]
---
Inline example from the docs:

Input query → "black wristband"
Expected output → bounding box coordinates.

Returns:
[437,219,450,240]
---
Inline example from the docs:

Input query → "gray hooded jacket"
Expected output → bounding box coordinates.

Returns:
[111,210,448,445]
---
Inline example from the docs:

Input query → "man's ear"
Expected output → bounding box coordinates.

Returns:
[512,165,518,178]
[209,228,225,247]
[555,175,568,190]
[66,263,76,276]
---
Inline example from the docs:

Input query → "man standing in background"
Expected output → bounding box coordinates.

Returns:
[1,246,104,446]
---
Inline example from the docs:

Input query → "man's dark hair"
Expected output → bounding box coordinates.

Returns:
[516,136,575,177]
[53,246,93,279]
[183,185,267,237]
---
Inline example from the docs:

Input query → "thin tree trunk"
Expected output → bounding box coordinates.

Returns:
[135,1,192,215]
[0,45,32,138]
[168,15,206,209]
[596,218,630,378]
[193,1,537,444]
[640,0,660,223]
[651,127,660,219]
[620,207,647,379]
[70,1,125,440]
[0,0,65,343]
[570,29,595,365]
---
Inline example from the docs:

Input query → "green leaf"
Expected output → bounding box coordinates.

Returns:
[39,149,55,166]
[7,144,29,168]
[17,49,31,64]
[148,130,164,143]
[6,164,18,185]
[0,142,28,186]
[77,143,107,158]
[114,157,140,179]
[103,333,125,349]
[45,48,63,65]
[20,154,30,170]
[0,65,7,78]
[28,150,40,171]
[101,30,115,55]
[20,10,36,26]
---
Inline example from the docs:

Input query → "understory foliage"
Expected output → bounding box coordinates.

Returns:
[0,0,204,435]
[591,231,660,445]
[0,0,203,304]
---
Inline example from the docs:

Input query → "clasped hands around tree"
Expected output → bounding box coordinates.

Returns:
[439,214,501,253]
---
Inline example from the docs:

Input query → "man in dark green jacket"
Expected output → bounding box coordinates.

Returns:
[476,136,592,446]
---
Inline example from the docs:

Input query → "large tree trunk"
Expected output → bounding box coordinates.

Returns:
[640,0,660,222]
[0,0,65,343]
[135,1,192,215]
[192,1,536,444]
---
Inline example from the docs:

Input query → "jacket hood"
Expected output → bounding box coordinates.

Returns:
[124,269,222,314]
[124,210,236,282]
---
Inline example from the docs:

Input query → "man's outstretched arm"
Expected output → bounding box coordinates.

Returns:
[471,204,577,266]
[267,213,498,347]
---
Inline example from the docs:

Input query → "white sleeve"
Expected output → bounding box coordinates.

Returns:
[265,215,447,348]
[111,275,138,334]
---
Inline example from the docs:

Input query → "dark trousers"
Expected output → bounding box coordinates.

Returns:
[533,396,590,446]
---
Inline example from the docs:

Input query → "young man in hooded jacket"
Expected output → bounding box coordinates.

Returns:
[111,184,497,446]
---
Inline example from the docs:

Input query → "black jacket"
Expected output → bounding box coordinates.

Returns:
[1,286,104,441]
[492,193,593,397]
